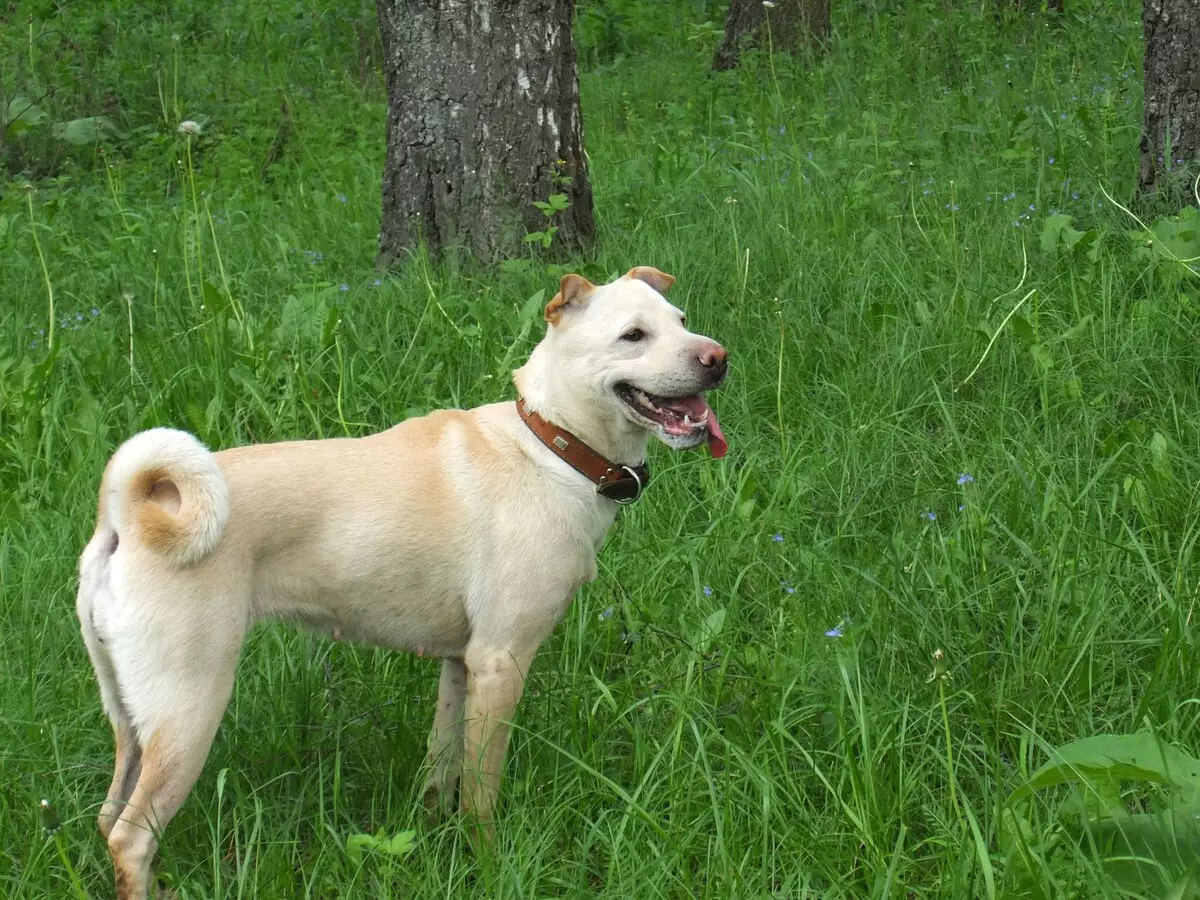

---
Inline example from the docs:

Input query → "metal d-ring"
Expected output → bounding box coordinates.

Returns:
[609,465,643,505]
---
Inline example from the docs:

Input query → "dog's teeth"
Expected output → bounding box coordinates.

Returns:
[683,414,693,427]
[635,389,659,410]
[698,410,709,422]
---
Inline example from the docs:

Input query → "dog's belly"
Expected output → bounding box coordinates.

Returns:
[252,551,472,657]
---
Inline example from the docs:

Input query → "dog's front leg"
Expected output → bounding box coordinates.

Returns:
[459,643,534,841]
[422,657,467,821]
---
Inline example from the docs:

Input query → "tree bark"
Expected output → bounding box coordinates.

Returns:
[713,0,830,72]
[1139,0,1200,196]
[376,0,594,266]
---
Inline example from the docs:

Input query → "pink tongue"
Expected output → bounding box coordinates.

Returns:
[677,395,729,459]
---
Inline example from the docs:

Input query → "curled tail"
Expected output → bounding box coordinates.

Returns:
[102,427,230,566]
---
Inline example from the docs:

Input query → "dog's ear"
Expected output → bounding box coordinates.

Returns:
[626,266,675,293]
[544,273,596,325]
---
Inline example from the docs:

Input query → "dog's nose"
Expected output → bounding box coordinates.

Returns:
[699,345,727,369]
[697,343,728,386]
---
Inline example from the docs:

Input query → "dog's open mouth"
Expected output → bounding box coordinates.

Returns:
[616,384,728,458]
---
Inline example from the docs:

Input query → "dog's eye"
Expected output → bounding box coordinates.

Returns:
[621,328,646,343]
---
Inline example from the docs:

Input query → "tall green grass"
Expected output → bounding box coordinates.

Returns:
[2,0,1198,896]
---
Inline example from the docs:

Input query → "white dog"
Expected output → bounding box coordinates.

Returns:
[76,266,728,898]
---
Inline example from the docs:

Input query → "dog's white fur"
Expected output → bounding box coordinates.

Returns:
[76,267,727,899]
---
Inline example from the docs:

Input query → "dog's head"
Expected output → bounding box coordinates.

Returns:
[519,267,728,459]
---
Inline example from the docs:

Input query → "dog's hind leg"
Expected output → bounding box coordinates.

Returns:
[83,629,142,840]
[77,540,143,839]
[421,657,467,820]
[105,653,241,900]
[100,590,246,900]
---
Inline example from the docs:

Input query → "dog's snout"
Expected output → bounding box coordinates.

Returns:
[699,344,727,369]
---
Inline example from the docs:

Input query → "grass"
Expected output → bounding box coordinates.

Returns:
[2,0,1199,896]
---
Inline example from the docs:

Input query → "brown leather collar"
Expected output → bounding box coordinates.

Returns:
[516,398,650,504]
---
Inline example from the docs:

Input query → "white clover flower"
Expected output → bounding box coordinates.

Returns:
[763,1,776,7]
[177,120,202,136]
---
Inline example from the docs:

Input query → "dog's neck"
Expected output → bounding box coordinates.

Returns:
[513,349,650,468]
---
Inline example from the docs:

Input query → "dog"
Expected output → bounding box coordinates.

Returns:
[76,266,728,898]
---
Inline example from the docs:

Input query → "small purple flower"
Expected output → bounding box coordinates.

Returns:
[1048,156,1055,165]
[1003,192,1017,202]
[805,151,814,161]
[1028,203,1036,211]
[599,607,613,621]
[825,614,851,638]
[922,510,937,522]
[372,278,382,287]
[771,533,784,542]
[90,307,100,317]
[703,585,713,597]
[957,473,974,485]
[945,202,960,212]
[75,312,84,321]
[339,284,350,292]
[958,504,966,512]
[336,193,347,203]
[780,580,796,595]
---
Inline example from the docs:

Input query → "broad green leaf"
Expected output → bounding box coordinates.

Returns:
[1010,313,1035,345]
[345,828,417,868]
[1,95,46,128]
[1040,213,1073,254]
[1010,733,1200,803]
[519,288,546,326]
[694,607,726,654]
[53,115,123,145]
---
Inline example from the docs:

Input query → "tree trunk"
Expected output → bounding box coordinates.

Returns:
[376,0,594,266]
[713,0,830,72]
[1139,0,1200,196]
